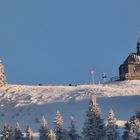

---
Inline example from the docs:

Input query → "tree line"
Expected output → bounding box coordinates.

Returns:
[0,97,140,140]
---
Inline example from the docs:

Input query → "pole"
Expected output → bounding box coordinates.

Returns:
[91,70,95,84]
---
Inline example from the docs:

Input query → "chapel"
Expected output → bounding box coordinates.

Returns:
[119,39,140,80]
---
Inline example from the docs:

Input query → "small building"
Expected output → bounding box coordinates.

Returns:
[119,39,140,80]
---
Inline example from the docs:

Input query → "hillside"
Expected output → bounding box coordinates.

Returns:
[0,80,140,107]
[0,80,140,136]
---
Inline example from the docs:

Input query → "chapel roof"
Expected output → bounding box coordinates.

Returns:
[123,53,140,64]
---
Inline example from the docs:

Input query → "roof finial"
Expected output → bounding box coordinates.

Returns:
[137,38,140,55]
[139,37,140,43]
[137,38,140,47]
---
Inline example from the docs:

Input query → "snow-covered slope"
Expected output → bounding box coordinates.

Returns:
[0,80,140,107]
[0,80,139,135]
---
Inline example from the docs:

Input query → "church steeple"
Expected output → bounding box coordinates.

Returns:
[137,38,140,55]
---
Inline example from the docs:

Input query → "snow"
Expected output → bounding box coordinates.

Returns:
[0,80,139,138]
[116,120,126,128]
[0,80,140,107]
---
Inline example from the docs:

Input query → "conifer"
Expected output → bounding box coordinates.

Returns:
[106,109,120,140]
[14,122,24,140]
[54,110,68,140]
[39,116,49,140]
[48,130,56,140]
[68,117,80,140]
[25,126,33,140]
[82,96,106,140]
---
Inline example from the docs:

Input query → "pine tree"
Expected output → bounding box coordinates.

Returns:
[135,109,140,140]
[122,108,140,140]
[54,110,68,140]
[82,96,106,140]
[0,62,6,87]
[14,122,24,140]
[25,126,33,140]
[1,123,13,140]
[68,117,80,140]
[39,116,49,140]
[106,109,120,140]
[48,130,56,140]
[122,115,135,140]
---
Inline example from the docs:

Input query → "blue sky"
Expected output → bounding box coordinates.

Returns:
[0,1,140,85]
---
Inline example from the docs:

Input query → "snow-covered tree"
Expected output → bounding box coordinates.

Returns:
[68,117,80,140]
[122,108,140,140]
[122,115,135,140]
[48,130,56,140]
[54,110,68,140]
[14,122,24,140]
[0,62,6,87]
[82,96,106,140]
[1,123,13,140]
[106,109,120,140]
[39,116,49,140]
[25,126,33,140]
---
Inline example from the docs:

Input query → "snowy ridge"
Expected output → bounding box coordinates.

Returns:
[0,81,139,133]
[0,80,140,107]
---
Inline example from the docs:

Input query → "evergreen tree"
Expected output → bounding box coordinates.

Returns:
[122,108,140,140]
[106,109,120,140]
[25,126,33,140]
[122,115,135,140]
[68,117,80,140]
[82,96,106,140]
[135,108,140,140]
[14,122,24,140]
[48,130,56,140]
[39,116,49,140]
[1,123,13,140]
[54,110,68,140]
[0,62,6,87]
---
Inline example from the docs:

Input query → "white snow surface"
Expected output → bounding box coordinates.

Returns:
[0,80,140,107]
[0,80,139,136]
